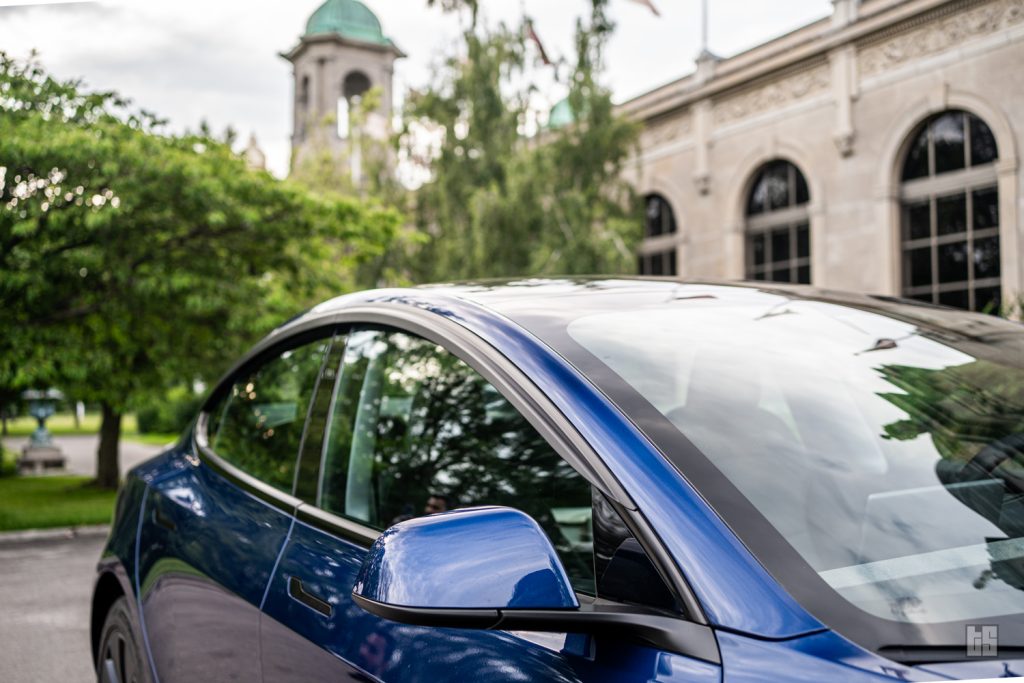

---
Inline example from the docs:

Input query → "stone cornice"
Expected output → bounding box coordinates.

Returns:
[618,0,1005,123]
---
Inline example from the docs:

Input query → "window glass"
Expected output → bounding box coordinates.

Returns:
[565,301,1024,628]
[209,338,330,492]
[318,328,596,593]
[745,160,811,284]
[932,111,966,175]
[969,113,998,166]
[900,110,1001,311]
[643,194,676,238]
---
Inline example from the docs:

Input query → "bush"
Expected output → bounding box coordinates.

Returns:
[136,386,203,435]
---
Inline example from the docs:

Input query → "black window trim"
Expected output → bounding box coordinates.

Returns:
[193,301,709,626]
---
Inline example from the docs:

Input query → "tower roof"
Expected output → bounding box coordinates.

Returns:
[547,97,575,129]
[304,0,390,46]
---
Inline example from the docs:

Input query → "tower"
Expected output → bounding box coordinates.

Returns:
[282,0,404,180]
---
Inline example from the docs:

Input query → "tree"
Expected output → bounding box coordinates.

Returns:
[401,0,641,282]
[0,53,401,488]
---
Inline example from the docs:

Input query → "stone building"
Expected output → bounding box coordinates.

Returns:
[625,0,1023,312]
[282,0,403,180]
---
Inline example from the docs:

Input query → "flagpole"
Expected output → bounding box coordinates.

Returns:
[700,0,709,55]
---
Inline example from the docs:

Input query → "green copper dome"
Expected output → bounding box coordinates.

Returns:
[547,97,575,129]
[305,0,389,46]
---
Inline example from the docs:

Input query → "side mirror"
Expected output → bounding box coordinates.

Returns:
[352,506,719,664]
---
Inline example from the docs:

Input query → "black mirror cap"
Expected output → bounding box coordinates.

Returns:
[352,592,721,665]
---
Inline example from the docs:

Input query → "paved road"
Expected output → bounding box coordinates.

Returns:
[0,534,106,682]
[2,434,166,478]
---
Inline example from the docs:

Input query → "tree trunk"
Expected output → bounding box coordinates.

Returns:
[95,402,121,489]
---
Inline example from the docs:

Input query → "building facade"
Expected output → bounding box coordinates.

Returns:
[282,0,403,179]
[624,0,1024,312]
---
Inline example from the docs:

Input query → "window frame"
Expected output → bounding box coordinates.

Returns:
[743,160,812,284]
[193,303,707,624]
[898,110,1001,311]
[195,326,340,510]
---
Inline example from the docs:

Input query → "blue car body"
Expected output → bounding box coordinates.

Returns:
[92,279,1024,682]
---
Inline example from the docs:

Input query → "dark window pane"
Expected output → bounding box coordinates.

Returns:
[795,170,810,205]
[796,223,810,258]
[938,289,969,310]
[752,233,766,266]
[932,111,965,175]
[906,200,931,241]
[637,254,644,275]
[974,286,1002,314]
[765,163,790,211]
[666,250,677,276]
[319,329,596,594]
[973,187,999,230]
[747,175,766,215]
[969,114,998,166]
[771,228,791,263]
[797,265,811,284]
[936,194,967,236]
[910,293,934,304]
[771,267,792,282]
[902,126,929,180]
[937,241,969,284]
[210,338,330,492]
[650,252,664,276]
[906,246,932,288]
[973,236,1001,280]
[645,196,662,237]
[753,270,766,281]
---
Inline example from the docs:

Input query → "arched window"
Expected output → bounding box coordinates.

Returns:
[745,160,811,283]
[644,194,676,238]
[338,71,372,139]
[639,194,677,276]
[900,110,1000,311]
[297,75,310,139]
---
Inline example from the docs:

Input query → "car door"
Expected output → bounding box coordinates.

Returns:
[259,323,722,683]
[137,332,335,683]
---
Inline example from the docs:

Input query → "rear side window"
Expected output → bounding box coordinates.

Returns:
[207,337,331,493]
[317,327,596,594]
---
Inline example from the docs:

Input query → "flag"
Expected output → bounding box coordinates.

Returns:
[628,0,661,16]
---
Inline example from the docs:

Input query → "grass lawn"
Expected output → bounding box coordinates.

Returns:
[4,412,176,445]
[0,475,117,531]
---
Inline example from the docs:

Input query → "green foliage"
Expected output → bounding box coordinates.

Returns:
[0,52,400,403]
[0,475,117,530]
[0,52,401,485]
[135,384,204,435]
[401,0,641,282]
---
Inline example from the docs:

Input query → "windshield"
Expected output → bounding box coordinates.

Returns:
[533,284,1024,647]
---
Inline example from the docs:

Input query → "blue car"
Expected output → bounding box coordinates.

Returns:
[92,279,1024,682]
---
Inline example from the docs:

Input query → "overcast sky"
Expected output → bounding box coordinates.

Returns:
[1,0,832,176]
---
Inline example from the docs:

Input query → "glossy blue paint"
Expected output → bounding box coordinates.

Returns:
[134,448,292,683]
[716,630,933,682]
[354,506,579,610]
[261,515,722,683]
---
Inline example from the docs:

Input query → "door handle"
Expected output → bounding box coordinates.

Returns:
[152,506,177,532]
[288,576,333,617]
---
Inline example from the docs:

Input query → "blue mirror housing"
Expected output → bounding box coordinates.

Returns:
[353,506,579,611]
[350,505,721,664]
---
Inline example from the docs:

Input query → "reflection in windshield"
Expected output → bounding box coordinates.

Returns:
[568,296,1024,625]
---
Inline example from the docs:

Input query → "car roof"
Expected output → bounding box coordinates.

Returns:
[296,277,1019,354]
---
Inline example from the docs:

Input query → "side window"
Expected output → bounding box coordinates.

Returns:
[318,327,596,594]
[207,336,331,493]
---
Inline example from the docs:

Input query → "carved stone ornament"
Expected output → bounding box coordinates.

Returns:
[712,63,831,126]
[859,0,1024,76]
